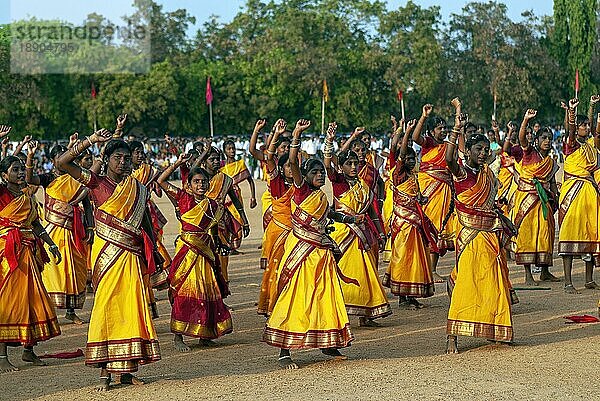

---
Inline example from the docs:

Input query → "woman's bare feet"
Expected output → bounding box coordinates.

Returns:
[278,356,299,369]
[321,348,348,360]
[22,348,46,366]
[407,297,424,309]
[96,376,111,392]
[525,277,539,286]
[564,284,580,294]
[0,357,19,373]
[446,335,458,354]
[539,269,560,282]
[358,317,381,327]
[173,334,190,352]
[198,339,217,347]
[115,373,145,385]
[65,311,85,325]
[584,281,600,290]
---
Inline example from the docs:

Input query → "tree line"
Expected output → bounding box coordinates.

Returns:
[0,0,597,139]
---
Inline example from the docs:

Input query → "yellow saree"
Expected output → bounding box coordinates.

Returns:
[257,171,294,316]
[511,151,556,266]
[0,186,60,345]
[331,177,391,318]
[79,170,160,373]
[263,185,353,349]
[447,165,515,342]
[169,193,232,339]
[382,171,434,298]
[417,140,455,252]
[220,159,250,250]
[558,138,600,258]
[42,174,89,309]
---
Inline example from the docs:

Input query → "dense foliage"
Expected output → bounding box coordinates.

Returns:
[0,0,597,138]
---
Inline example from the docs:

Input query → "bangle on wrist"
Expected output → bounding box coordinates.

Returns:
[25,164,33,169]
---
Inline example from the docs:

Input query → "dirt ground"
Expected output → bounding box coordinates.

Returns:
[2,180,600,401]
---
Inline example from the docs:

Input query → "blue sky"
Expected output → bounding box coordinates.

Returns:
[3,1,554,31]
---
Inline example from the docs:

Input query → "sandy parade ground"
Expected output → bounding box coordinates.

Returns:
[2,179,600,401]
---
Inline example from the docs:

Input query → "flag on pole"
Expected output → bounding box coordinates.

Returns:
[206,77,213,105]
[323,79,329,103]
[397,90,403,102]
[91,82,96,99]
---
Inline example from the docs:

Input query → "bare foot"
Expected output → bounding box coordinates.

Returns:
[433,272,446,283]
[564,284,580,294]
[278,356,299,369]
[86,283,94,293]
[321,348,348,360]
[539,271,560,282]
[358,317,381,327]
[446,336,458,354]
[525,277,539,286]
[173,335,190,352]
[65,312,85,325]
[584,281,600,290]
[96,376,111,391]
[198,339,217,347]
[115,373,145,385]
[0,357,19,373]
[22,349,46,366]
[407,297,425,309]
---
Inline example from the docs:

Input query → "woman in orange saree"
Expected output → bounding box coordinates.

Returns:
[383,120,436,308]
[257,120,294,317]
[25,143,94,325]
[324,123,390,326]
[221,139,257,252]
[559,97,600,294]
[57,133,161,391]
[157,155,233,352]
[413,104,455,283]
[445,99,517,354]
[0,155,62,372]
[511,110,560,285]
[263,120,356,370]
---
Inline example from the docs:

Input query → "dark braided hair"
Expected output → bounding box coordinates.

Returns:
[187,166,210,184]
[337,149,358,166]
[300,158,324,176]
[0,155,21,175]
[49,145,67,161]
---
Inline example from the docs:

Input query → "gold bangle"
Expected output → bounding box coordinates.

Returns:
[25,164,33,169]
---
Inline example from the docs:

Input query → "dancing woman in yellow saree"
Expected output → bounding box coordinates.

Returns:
[0,155,62,372]
[413,104,455,283]
[221,139,257,251]
[559,97,600,294]
[445,99,516,354]
[57,132,161,391]
[323,123,390,326]
[511,110,560,285]
[382,120,436,308]
[263,120,356,370]
[257,119,294,317]
[25,143,94,325]
[157,155,233,352]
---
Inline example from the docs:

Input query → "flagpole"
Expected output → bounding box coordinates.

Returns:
[400,98,405,130]
[321,95,325,137]
[209,103,214,141]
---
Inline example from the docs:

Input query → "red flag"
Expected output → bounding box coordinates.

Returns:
[206,77,213,105]
[575,69,580,92]
[397,90,403,101]
[91,82,96,99]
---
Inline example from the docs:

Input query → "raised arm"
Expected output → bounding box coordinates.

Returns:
[266,119,286,172]
[567,98,579,144]
[399,119,417,160]
[502,121,516,153]
[491,119,501,148]
[67,132,79,149]
[445,98,463,176]
[339,127,364,153]
[289,119,311,187]
[249,119,267,161]
[25,140,41,185]
[588,95,599,137]
[55,129,112,180]
[389,118,404,162]
[412,104,433,146]
[113,114,127,138]
[157,153,190,199]
[14,135,31,156]
[0,125,12,158]
[519,109,537,148]
[323,122,337,176]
